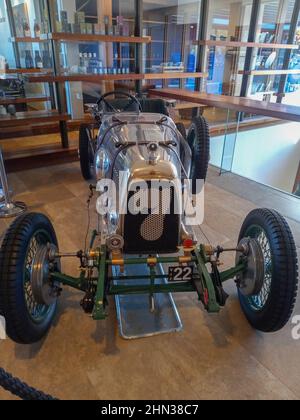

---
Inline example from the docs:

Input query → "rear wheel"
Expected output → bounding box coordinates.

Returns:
[187,116,210,193]
[176,122,188,165]
[237,208,298,332]
[79,124,95,181]
[0,213,60,344]
[176,122,187,140]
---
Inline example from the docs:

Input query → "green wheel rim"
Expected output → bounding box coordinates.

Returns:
[244,225,273,312]
[23,229,55,324]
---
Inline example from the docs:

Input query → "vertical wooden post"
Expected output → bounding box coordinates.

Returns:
[135,0,143,95]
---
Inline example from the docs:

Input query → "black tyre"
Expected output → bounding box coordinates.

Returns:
[0,213,59,344]
[176,122,188,165]
[238,208,298,333]
[187,116,210,193]
[79,124,95,181]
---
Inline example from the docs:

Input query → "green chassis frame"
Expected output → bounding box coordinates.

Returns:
[50,230,247,320]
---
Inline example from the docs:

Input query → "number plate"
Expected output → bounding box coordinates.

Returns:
[168,266,193,282]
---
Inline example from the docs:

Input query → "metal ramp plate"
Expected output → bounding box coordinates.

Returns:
[114,259,183,339]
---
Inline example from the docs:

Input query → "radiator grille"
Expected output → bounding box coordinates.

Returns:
[140,214,165,241]
[124,183,179,254]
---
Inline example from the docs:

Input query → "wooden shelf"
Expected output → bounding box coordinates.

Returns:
[3,68,52,74]
[26,73,143,83]
[49,32,151,44]
[27,72,207,83]
[238,69,300,76]
[144,72,208,80]
[10,36,48,43]
[0,110,70,128]
[196,40,298,50]
[0,96,51,105]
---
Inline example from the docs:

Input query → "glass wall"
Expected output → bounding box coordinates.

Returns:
[282,2,300,106]
[0,0,52,114]
[0,0,299,198]
[143,0,202,90]
[205,0,253,96]
[247,0,297,102]
[202,0,300,104]
[0,0,15,69]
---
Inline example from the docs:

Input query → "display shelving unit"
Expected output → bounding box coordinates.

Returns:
[196,37,299,98]
[1,0,208,153]
[0,0,207,148]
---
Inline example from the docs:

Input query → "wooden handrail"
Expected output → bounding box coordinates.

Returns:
[148,88,300,122]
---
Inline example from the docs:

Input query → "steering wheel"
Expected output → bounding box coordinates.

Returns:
[97,91,142,113]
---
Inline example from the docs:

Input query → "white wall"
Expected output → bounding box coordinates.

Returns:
[210,122,300,194]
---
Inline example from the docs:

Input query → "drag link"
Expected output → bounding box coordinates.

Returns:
[54,252,80,258]
[214,244,249,260]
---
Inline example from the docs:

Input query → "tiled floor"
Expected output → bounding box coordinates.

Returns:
[0,163,299,400]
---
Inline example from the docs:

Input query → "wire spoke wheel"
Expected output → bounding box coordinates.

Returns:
[0,213,59,344]
[237,208,298,333]
[245,226,272,311]
[23,231,53,323]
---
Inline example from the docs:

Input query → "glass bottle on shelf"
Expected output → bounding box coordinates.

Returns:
[83,53,88,73]
[34,20,41,38]
[42,50,52,69]
[87,52,93,73]
[91,53,98,74]
[23,20,31,37]
[25,50,34,68]
[35,51,43,69]
[79,53,83,72]
[42,19,49,35]
[117,16,124,36]
[98,58,103,74]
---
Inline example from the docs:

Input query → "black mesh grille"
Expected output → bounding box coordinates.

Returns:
[124,184,180,254]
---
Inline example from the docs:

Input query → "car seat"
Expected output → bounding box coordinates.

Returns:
[105,98,169,116]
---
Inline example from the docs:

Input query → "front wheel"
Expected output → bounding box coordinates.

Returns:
[0,213,60,344]
[237,208,298,333]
